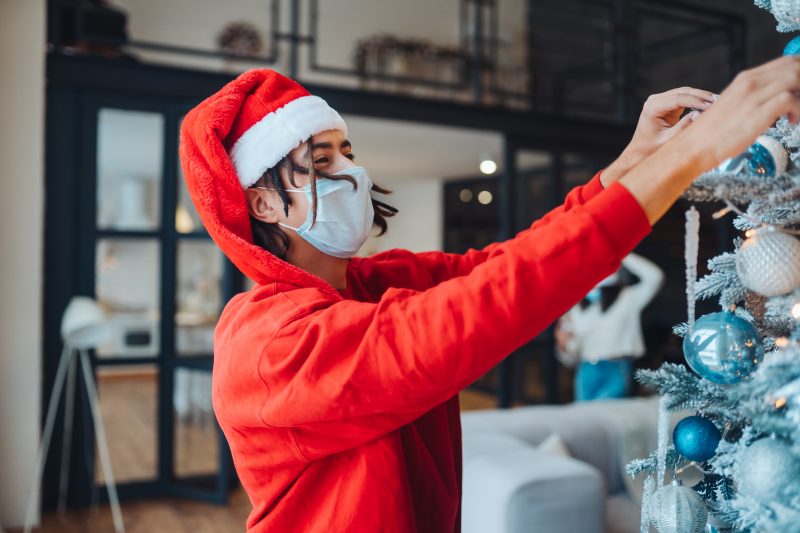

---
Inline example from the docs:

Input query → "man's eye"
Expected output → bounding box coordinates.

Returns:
[346,153,356,160]
[314,158,329,165]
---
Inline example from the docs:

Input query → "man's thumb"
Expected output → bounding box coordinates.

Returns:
[664,110,700,141]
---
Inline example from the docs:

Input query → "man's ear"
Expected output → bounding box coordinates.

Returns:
[246,189,282,224]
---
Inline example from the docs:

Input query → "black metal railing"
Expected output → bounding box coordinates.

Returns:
[47,0,745,122]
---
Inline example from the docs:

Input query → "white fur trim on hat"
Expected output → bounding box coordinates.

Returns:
[229,95,347,189]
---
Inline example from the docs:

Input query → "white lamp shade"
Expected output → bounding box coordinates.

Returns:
[60,296,113,349]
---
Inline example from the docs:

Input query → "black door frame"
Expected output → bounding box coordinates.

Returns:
[44,85,241,509]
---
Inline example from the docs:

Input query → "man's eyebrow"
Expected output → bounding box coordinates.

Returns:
[311,140,351,150]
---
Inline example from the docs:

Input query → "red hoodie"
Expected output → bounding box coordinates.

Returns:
[179,76,651,532]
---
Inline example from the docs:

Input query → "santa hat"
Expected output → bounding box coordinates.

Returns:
[223,69,347,189]
[178,68,348,294]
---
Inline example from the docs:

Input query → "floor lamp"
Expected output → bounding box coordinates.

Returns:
[24,296,125,533]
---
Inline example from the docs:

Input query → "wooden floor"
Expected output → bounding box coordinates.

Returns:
[15,374,497,533]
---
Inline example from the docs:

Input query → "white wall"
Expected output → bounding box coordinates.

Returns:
[361,178,443,255]
[0,0,45,528]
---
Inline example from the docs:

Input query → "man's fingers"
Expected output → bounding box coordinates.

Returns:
[651,93,712,114]
[663,86,716,102]
[758,90,800,128]
[737,55,800,85]
[660,111,697,142]
[753,66,800,107]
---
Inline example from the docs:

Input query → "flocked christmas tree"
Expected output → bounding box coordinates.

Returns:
[627,2,800,532]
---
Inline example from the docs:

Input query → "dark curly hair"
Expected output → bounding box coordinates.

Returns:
[248,145,398,260]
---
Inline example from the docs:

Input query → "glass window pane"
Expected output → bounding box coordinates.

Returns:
[97,108,163,231]
[96,364,158,483]
[563,152,606,190]
[176,116,206,234]
[173,368,219,477]
[516,150,552,230]
[176,241,222,356]
[95,239,161,358]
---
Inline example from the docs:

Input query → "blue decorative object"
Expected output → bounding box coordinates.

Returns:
[673,416,721,462]
[784,35,800,55]
[747,142,777,176]
[716,135,787,177]
[683,311,764,384]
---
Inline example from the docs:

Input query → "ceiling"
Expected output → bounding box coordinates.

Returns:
[342,114,506,186]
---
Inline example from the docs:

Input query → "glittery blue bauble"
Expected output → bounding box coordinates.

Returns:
[747,142,777,177]
[784,35,800,56]
[683,312,764,384]
[673,416,721,462]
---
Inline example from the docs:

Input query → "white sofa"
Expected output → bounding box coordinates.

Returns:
[461,396,662,533]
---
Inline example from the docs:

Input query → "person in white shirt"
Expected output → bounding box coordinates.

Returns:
[555,253,664,402]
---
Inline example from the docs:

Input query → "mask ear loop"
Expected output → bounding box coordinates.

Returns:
[307,142,319,228]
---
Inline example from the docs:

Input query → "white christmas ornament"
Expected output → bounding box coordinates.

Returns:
[648,482,708,533]
[771,0,800,30]
[736,226,800,297]
[735,437,800,506]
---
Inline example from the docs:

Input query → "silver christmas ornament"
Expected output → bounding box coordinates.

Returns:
[771,0,800,30]
[649,481,708,533]
[735,437,800,506]
[736,226,800,297]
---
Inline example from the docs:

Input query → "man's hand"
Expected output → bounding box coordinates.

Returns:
[554,317,573,354]
[601,87,716,187]
[617,55,800,226]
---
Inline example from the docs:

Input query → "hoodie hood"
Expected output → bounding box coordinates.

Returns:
[178,69,345,297]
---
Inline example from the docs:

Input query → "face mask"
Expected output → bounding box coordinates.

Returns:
[275,166,375,258]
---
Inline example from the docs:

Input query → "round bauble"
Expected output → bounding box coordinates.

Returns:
[736,226,800,297]
[735,437,800,506]
[747,136,788,177]
[683,312,764,384]
[673,416,722,462]
[649,482,708,533]
[785,34,800,55]
[716,136,788,177]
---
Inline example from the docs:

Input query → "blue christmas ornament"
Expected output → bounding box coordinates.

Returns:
[673,416,721,462]
[747,142,777,176]
[716,135,787,177]
[784,35,800,55]
[683,311,764,384]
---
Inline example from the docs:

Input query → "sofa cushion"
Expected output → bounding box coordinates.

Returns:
[461,397,664,496]
[462,427,605,533]
[462,405,621,493]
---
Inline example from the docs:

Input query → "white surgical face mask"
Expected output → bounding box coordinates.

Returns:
[271,166,375,258]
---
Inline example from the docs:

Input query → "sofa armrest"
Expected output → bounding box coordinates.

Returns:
[462,432,605,533]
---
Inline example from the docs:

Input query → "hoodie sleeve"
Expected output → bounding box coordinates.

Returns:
[411,170,606,284]
[258,182,650,460]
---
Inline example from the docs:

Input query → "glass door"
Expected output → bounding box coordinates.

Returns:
[511,146,612,406]
[78,94,238,503]
[444,137,615,407]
